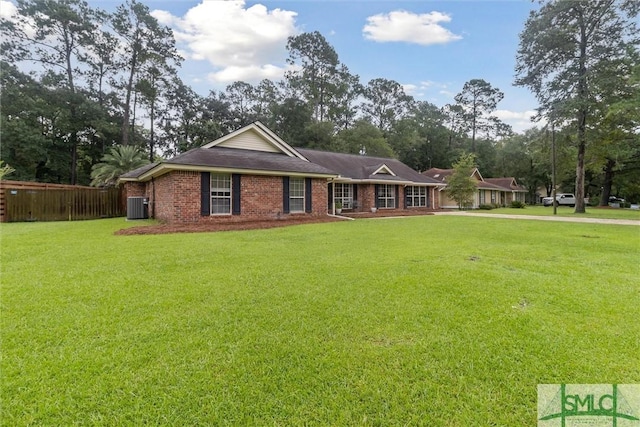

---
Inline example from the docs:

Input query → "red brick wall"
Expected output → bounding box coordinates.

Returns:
[134,171,330,224]
[123,181,146,198]
[126,172,440,223]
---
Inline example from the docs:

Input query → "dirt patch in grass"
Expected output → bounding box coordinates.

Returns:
[115,210,437,235]
[115,216,346,236]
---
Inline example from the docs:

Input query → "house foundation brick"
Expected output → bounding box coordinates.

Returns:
[128,171,330,224]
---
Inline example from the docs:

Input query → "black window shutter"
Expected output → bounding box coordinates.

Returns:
[201,172,211,216]
[395,185,399,209]
[232,174,241,215]
[283,176,290,214]
[353,184,358,204]
[328,183,334,211]
[374,184,380,208]
[305,178,312,213]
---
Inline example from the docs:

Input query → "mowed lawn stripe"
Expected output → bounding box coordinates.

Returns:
[1,216,638,425]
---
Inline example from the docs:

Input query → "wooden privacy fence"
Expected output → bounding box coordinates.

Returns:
[0,180,124,222]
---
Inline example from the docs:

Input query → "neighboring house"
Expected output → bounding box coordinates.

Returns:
[484,177,527,204]
[120,122,443,224]
[423,168,527,209]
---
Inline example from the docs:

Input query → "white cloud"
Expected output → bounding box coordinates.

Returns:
[363,10,462,45]
[495,109,539,133]
[208,63,287,84]
[0,0,17,19]
[1,0,37,38]
[153,1,298,84]
[403,80,452,101]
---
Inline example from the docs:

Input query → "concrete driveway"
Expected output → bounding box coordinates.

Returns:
[434,211,640,226]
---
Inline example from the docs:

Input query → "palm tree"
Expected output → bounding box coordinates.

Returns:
[0,160,16,180]
[91,146,149,187]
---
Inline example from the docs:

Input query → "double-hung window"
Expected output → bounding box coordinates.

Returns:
[377,184,395,208]
[406,186,427,207]
[334,183,353,209]
[289,177,305,212]
[211,174,231,215]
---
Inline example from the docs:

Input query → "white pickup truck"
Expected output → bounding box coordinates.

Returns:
[542,193,576,207]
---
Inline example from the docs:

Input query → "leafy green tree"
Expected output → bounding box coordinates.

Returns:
[270,98,313,146]
[515,0,639,213]
[361,78,414,132]
[1,0,102,184]
[298,122,336,151]
[111,0,180,146]
[252,79,282,124]
[327,65,362,130]
[441,103,467,151]
[162,78,208,155]
[90,145,149,187]
[0,61,51,181]
[137,56,177,161]
[386,101,451,171]
[285,31,339,122]
[454,79,506,153]
[224,81,257,127]
[334,120,395,157]
[589,56,640,205]
[447,153,477,209]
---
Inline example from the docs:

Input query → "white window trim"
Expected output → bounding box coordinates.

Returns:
[211,173,231,215]
[290,177,305,213]
[377,184,396,209]
[406,186,427,207]
[334,183,353,209]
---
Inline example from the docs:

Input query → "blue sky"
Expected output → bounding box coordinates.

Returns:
[140,0,541,132]
[1,0,542,132]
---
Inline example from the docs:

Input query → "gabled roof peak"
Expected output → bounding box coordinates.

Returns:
[366,163,396,177]
[202,121,308,161]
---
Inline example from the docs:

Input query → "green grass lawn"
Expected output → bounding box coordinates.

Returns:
[2,216,639,425]
[471,205,640,220]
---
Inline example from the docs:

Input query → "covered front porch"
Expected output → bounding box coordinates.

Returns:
[327,181,440,215]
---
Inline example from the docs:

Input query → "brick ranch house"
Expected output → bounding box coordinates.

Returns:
[119,122,444,224]
[422,167,527,209]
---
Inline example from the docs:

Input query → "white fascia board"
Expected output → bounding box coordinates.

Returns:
[253,121,308,161]
[372,164,396,176]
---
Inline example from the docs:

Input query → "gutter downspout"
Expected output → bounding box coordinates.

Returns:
[151,177,156,218]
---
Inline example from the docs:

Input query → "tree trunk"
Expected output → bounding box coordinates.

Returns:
[575,136,586,212]
[471,103,477,153]
[64,30,79,185]
[599,158,615,206]
[149,98,155,162]
[574,13,588,214]
[121,49,138,146]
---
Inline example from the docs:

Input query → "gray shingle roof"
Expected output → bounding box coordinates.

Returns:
[167,147,336,175]
[296,148,442,185]
[485,177,527,192]
[119,162,159,179]
[120,147,337,181]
